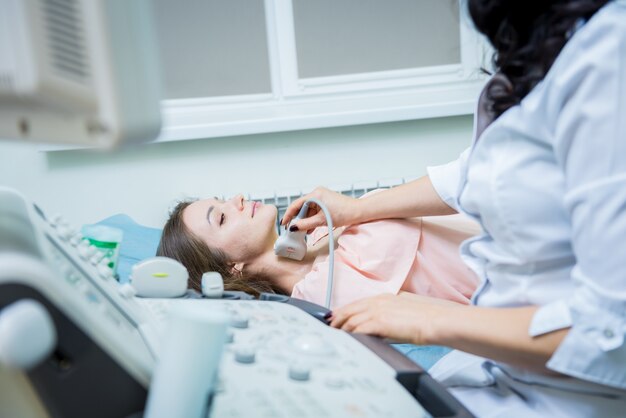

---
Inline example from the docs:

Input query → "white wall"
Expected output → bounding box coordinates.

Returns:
[0,115,472,228]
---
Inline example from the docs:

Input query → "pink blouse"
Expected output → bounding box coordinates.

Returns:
[291,214,480,309]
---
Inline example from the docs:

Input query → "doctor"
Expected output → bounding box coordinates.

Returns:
[282,0,626,416]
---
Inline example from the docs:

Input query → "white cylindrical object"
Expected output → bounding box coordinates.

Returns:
[144,304,229,418]
[201,272,224,299]
[0,299,57,370]
[131,257,188,298]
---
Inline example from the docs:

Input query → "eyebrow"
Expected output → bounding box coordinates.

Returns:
[206,206,214,225]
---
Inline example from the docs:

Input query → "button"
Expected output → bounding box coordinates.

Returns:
[50,214,63,228]
[65,273,80,286]
[97,263,113,279]
[90,252,105,265]
[77,242,91,259]
[230,313,249,329]
[70,233,83,247]
[118,283,136,298]
[288,363,310,381]
[603,328,615,339]
[290,334,334,356]
[234,346,255,364]
[56,225,73,241]
[86,246,98,258]
[84,289,100,304]
[325,376,346,389]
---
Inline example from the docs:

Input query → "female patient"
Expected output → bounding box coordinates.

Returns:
[157,192,479,309]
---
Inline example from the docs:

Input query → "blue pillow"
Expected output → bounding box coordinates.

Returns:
[93,214,162,283]
[392,344,451,370]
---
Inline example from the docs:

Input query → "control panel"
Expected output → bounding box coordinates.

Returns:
[137,297,430,418]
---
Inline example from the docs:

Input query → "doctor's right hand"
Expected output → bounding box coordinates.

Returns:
[281,187,360,233]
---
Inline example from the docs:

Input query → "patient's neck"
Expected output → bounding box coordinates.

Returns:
[249,246,324,294]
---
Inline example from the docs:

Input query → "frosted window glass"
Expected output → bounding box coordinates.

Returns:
[154,0,271,99]
[293,0,461,78]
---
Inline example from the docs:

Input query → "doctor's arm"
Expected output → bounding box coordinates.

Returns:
[330,293,568,374]
[282,154,466,232]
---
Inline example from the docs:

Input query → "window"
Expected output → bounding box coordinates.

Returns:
[293,1,461,78]
[154,0,272,98]
[154,0,488,142]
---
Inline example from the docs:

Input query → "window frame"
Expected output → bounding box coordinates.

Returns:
[157,0,488,143]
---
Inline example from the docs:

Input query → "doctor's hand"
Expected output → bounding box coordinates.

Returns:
[281,187,360,233]
[329,292,463,346]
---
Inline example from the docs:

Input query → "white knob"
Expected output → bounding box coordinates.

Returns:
[86,246,98,258]
[50,214,63,228]
[69,234,83,247]
[201,272,224,299]
[230,313,249,329]
[290,334,334,356]
[77,242,91,259]
[56,225,73,241]
[288,363,310,381]
[0,299,57,370]
[118,283,137,298]
[90,252,105,266]
[97,262,114,280]
[234,346,255,364]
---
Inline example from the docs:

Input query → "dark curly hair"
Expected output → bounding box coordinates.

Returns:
[468,0,611,117]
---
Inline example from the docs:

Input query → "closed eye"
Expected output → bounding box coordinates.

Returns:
[220,213,225,226]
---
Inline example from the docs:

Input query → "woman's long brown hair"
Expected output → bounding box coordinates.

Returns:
[157,201,283,297]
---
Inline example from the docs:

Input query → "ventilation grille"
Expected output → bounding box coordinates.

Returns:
[42,0,90,83]
[247,178,412,230]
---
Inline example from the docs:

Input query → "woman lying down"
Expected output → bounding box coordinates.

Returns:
[157,191,479,309]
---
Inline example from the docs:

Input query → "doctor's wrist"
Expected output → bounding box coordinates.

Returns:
[420,304,468,347]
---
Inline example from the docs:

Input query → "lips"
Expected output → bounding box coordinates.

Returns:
[251,201,257,217]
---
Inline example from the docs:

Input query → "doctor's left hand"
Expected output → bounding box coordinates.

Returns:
[329,292,463,346]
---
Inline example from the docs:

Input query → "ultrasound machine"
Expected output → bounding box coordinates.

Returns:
[0,1,473,416]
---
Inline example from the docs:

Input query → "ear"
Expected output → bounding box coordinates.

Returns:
[231,262,245,275]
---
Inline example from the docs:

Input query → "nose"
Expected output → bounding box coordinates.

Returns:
[230,194,245,211]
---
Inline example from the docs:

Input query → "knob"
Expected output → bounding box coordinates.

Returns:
[230,313,249,329]
[97,262,114,280]
[69,233,83,247]
[77,242,91,259]
[325,376,346,389]
[118,284,137,298]
[56,225,73,241]
[86,246,98,258]
[288,363,310,381]
[90,252,105,266]
[0,299,57,370]
[290,334,334,356]
[234,346,255,364]
[50,214,63,228]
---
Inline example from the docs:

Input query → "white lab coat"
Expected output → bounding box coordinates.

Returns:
[426,2,626,416]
